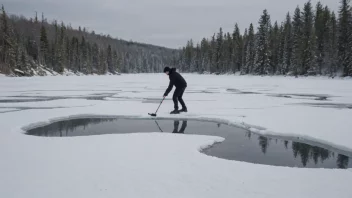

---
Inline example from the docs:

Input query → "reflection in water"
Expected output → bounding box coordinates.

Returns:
[258,136,269,154]
[25,118,352,169]
[337,155,349,169]
[31,118,117,137]
[284,141,289,149]
[172,120,187,134]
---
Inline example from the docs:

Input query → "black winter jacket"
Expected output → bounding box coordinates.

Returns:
[164,68,187,96]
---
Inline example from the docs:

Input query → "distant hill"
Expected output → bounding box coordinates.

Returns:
[0,6,180,76]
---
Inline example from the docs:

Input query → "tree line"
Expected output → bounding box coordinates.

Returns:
[0,6,179,76]
[178,0,352,77]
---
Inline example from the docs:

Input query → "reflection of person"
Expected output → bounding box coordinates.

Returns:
[172,120,188,134]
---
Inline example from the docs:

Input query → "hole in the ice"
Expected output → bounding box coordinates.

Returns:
[25,117,352,169]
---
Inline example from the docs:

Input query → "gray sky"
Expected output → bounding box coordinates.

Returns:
[4,0,339,49]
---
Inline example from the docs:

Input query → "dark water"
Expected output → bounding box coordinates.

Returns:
[25,118,352,169]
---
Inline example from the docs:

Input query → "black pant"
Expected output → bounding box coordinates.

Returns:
[173,87,186,110]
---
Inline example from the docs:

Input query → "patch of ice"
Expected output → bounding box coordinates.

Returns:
[0,108,18,113]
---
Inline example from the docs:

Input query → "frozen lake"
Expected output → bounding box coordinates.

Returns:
[1,74,352,198]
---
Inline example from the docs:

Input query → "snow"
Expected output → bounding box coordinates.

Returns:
[1,74,352,198]
[14,69,25,74]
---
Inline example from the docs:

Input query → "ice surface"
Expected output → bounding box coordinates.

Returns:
[1,74,352,198]
[0,108,18,113]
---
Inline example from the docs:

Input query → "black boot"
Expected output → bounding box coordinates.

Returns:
[179,108,188,113]
[170,109,180,114]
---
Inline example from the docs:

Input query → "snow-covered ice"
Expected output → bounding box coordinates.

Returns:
[1,74,352,198]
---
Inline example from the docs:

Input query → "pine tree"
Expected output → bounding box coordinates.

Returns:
[241,28,248,72]
[200,38,209,72]
[65,36,70,70]
[269,21,280,74]
[328,12,338,76]
[71,36,79,72]
[113,49,120,73]
[0,5,12,74]
[338,0,352,76]
[245,23,255,74]
[321,7,332,75]
[56,22,65,73]
[20,48,30,73]
[50,41,55,69]
[26,36,39,63]
[315,2,325,74]
[209,34,216,73]
[254,9,271,75]
[86,42,92,74]
[185,40,194,72]
[216,28,224,73]
[194,43,201,72]
[107,44,113,73]
[92,43,99,72]
[278,23,285,74]
[80,36,88,72]
[39,13,49,67]
[282,13,293,75]
[34,12,38,24]
[233,24,242,72]
[99,48,106,74]
[222,32,232,73]
[292,6,302,76]
[301,1,316,75]
[0,5,8,64]
[7,32,18,72]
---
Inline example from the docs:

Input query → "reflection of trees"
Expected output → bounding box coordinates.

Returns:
[299,144,310,166]
[26,118,117,137]
[258,136,269,154]
[311,147,320,164]
[284,141,289,149]
[256,137,350,168]
[337,155,349,169]
[291,142,332,167]
[245,131,252,139]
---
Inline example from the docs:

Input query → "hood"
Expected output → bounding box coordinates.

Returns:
[169,68,176,74]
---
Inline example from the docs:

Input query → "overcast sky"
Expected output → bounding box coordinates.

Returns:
[4,0,339,49]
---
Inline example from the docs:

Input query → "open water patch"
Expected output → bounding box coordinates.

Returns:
[25,117,352,169]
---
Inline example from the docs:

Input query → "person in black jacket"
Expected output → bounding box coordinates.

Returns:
[163,67,187,114]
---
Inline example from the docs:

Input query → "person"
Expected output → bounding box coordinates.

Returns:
[163,67,187,114]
